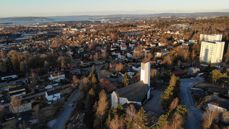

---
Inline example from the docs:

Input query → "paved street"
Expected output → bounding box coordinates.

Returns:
[180,77,204,129]
[144,89,163,115]
[49,89,80,129]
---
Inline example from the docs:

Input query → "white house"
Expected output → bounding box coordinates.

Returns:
[10,101,32,113]
[48,73,65,82]
[45,90,61,104]
[207,103,227,112]
[1,74,18,81]
[111,62,151,108]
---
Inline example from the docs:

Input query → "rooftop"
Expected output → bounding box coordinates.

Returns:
[115,81,149,102]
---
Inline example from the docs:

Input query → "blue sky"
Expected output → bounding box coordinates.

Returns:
[0,0,229,17]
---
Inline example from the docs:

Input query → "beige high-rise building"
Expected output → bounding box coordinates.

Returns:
[199,34,225,64]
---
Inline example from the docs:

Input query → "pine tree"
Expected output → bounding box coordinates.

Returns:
[123,73,129,87]
[94,90,108,129]
[161,74,178,109]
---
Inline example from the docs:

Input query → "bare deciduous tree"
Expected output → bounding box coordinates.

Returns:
[202,110,218,129]
[109,115,124,129]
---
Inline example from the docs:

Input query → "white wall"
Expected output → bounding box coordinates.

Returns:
[111,92,118,108]
[200,41,225,64]
[141,62,151,86]
[200,34,222,42]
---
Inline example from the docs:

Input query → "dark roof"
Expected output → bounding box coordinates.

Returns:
[47,89,61,96]
[194,83,217,88]
[9,91,26,96]
[207,97,229,110]
[9,86,26,92]
[115,81,149,102]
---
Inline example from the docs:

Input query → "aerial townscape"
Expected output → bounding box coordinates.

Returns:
[0,1,229,129]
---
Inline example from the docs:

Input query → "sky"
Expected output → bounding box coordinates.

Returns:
[0,0,229,17]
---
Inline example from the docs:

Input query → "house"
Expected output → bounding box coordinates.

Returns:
[188,67,200,75]
[111,62,151,108]
[48,73,65,82]
[120,43,127,51]
[9,100,32,114]
[45,83,59,90]
[9,86,27,97]
[1,74,18,82]
[207,103,227,112]
[45,89,61,104]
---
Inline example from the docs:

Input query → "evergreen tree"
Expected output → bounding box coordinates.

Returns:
[94,90,108,129]
[123,73,129,87]
[161,74,178,110]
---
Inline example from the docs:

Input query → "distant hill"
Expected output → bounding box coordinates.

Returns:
[149,12,229,17]
[0,12,229,25]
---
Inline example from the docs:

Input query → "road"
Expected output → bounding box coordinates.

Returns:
[180,77,204,129]
[144,90,163,115]
[49,89,80,129]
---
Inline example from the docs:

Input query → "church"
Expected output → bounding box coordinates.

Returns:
[111,62,151,108]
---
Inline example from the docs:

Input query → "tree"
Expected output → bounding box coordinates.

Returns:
[0,60,7,73]
[101,49,108,59]
[153,113,169,129]
[211,69,227,83]
[135,108,148,129]
[175,105,187,117]
[202,110,218,129]
[85,88,96,111]
[80,77,90,92]
[123,73,129,87]
[133,45,143,59]
[19,61,26,73]
[125,105,137,129]
[115,63,124,73]
[161,74,178,109]
[72,75,80,88]
[10,96,22,113]
[163,55,173,65]
[7,50,21,71]
[151,69,157,80]
[144,53,153,62]
[109,115,124,129]
[224,46,229,64]
[94,90,108,129]
[91,73,98,85]
[169,98,179,111]
[84,88,96,128]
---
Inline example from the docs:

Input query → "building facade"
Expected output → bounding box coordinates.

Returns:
[140,62,151,86]
[200,34,223,42]
[199,34,225,64]
[111,62,151,108]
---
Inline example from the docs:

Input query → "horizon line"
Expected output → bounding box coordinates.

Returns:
[0,10,229,19]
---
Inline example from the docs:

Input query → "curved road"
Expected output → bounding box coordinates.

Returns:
[180,77,204,129]
[49,89,80,129]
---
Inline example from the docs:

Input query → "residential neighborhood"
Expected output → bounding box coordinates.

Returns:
[0,10,229,129]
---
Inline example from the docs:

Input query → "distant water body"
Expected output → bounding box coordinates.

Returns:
[0,16,97,26]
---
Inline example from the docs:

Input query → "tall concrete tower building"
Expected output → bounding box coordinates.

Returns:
[140,62,151,86]
[199,34,225,64]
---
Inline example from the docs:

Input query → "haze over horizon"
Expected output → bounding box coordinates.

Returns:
[0,0,229,18]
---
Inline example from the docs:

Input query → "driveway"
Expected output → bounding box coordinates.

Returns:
[48,89,80,129]
[180,77,204,129]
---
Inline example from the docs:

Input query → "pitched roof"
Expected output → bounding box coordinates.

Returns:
[115,81,149,102]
